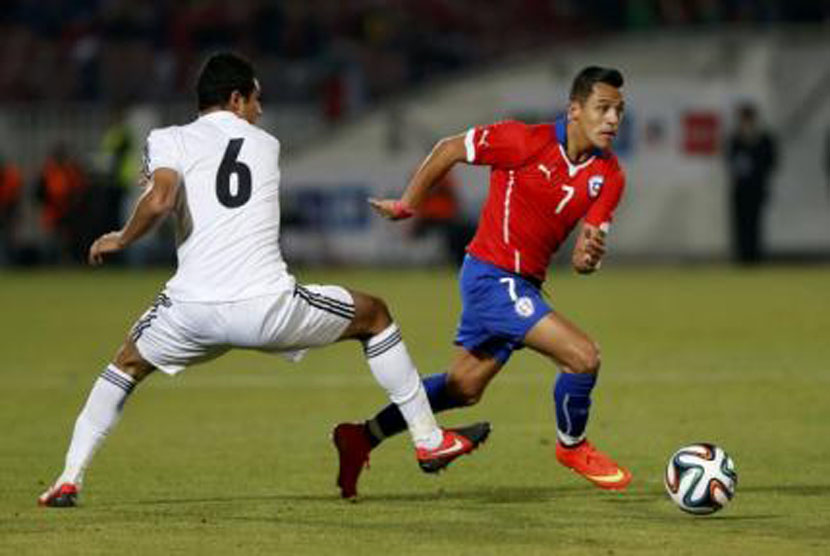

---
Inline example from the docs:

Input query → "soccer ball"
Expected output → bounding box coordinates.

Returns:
[664,443,737,515]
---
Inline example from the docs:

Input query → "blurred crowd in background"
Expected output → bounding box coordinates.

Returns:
[0,0,827,267]
[2,1,829,108]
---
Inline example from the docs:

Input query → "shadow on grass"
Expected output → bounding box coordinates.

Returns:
[737,484,830,497]
[134,482,830,508]
[134,484,593,507]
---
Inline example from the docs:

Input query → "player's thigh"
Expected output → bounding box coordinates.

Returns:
[446,347,503,404]
[131,294,229,376]
[337,289,391,341]
[258,283,363,353]
[523,312,600,374]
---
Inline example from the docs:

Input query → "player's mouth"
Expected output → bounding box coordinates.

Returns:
[600,130,617,139]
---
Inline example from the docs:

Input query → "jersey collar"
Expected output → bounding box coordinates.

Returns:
[199,110,242,122]
[554,116,609,161]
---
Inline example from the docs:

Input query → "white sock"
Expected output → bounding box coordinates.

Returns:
[363,324,443,450]
[56,365,136,487]
[556,430,586,447]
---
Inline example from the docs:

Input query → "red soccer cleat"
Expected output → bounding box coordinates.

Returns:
[416,422,491,474]
[555,440,632,491]
[332,423,373,501]
[37,483,79,508]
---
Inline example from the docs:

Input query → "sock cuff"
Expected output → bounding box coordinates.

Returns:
[99,365,136,395]
[556,372,597,394]
[366,419,387,444]
[363,323,403,359]
[557,430,586,447]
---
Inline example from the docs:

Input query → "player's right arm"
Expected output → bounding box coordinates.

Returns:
[89,128,182,266]
[88,169,178,265]
[369,134,467,220]
[370,121,551,220]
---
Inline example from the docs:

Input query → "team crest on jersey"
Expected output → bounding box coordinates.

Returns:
[514,296,535,318]
[588,175,604,198]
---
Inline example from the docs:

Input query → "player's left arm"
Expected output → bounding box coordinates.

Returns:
[572,165,626,274]
[369,134,467,220]
[572,224,607,274]
[88,169,179,265]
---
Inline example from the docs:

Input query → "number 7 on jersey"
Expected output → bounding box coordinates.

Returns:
[556,185,575,214]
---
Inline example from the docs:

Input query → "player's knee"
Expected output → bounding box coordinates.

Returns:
[362,294,393,335]
[113,341,155,382]
[570,341,601,375]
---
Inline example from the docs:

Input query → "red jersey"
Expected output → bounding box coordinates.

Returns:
[464,118,625,281]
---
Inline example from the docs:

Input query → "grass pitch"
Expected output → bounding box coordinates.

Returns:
[1,264,829,555]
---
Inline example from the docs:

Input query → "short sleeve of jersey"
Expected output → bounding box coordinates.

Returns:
[463,120,553,169]
[143,128,182,177]
[584,158,625,232]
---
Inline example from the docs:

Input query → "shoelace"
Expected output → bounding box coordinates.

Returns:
[582,443,618,471]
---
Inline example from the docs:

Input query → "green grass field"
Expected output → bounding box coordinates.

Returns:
[1,265,829,555]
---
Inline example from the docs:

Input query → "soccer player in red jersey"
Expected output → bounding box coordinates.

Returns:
[333,67,630,499]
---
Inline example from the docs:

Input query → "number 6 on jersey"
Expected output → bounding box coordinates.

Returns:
[216,138,252,208]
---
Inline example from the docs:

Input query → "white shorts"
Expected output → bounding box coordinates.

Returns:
[131,284,355,375]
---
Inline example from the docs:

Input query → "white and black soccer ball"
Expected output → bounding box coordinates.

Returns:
[664,443,737,515]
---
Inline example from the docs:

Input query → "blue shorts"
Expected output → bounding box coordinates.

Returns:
[455,255,552,364]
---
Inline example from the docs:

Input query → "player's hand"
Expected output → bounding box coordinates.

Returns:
[88,231,125,266]
[368,198,414,221]
[573,226,606,274]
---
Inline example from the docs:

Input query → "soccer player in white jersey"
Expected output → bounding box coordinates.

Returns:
[38,52,489,507]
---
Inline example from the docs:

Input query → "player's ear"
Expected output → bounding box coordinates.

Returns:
[227,90,244,113]
[567,100,580,122]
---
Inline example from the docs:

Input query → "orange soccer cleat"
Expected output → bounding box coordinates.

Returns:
[556,440,632,491]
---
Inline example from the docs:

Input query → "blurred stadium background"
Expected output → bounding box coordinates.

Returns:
[0,0,829,267]
[2,3,830,554]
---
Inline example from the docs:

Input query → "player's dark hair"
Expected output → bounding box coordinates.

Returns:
[570,66,624,104]
[196,52,257,111]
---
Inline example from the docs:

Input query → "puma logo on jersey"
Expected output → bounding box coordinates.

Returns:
[478,129,490,148]
[538,164,552,180]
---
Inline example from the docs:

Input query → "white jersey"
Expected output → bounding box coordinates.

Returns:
[144,111,292,301]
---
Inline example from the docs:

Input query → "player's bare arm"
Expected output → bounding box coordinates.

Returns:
[369,133,467,220]
[88,168,179,265]
[572,223,606,274]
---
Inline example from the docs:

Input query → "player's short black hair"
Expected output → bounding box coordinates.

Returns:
[569,66,624,104]
[196,52,257,111]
